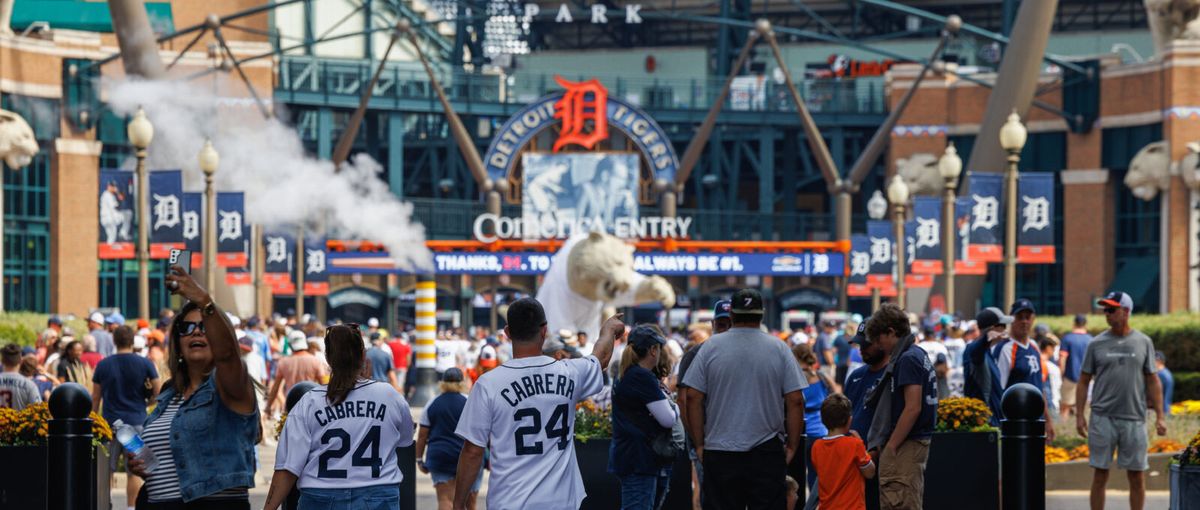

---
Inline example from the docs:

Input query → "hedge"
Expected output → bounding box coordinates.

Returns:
[1038,313,1200,372]
[1176,371,1200,403]
[0,312,88,348]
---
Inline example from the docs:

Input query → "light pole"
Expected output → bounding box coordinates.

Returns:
[128,107,154,321]
[999,111,1027,308]
[198,140,219,292]
[939,143,963,316]
[888,176,910,310]
[867,190,887,312]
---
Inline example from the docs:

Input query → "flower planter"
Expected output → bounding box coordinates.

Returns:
[0,443,110,510]
[925,431,999,510]
[1171,464,1200,510]
[575,438,694,510]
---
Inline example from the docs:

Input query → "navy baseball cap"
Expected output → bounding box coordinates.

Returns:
[1097,291,1134,313]
[713,300,732,320]
[442,367,464,382]
[849,322,869,346]
[629,325,667,351]
[1010,298,1036,315]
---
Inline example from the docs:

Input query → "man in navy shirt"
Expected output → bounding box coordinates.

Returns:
[1059,314,1092,421]
[92,325,160,508]
[993,298,1055,441]
[963,307,1011,424]
[866,303,937,510]
[843,320,889,510]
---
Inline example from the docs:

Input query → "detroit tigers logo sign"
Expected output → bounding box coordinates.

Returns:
[552,76,608,152]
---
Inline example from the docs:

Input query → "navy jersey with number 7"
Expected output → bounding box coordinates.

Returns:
[275,380,415,489]
[456,354,605,510]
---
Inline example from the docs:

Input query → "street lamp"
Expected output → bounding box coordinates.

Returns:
[128,107,154,321]
[999,111,1027,307]
[939,143,963,315]
[887,175,910,309]
[198,140,220,292]
[867,190,887,312]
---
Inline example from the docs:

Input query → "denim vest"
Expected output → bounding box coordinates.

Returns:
[143,373,259,502]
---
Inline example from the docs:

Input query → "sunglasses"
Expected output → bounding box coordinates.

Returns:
[178,321,205,337]
[1103,307,1119,314]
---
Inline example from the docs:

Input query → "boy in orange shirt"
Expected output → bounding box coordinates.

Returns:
[811,393,877,510]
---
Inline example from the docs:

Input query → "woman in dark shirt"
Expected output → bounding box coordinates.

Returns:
[610,325,678,510]
[415,367,482,510]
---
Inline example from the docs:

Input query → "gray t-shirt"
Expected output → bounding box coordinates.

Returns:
[0,372,42,411]
[1081,329,1156,421]
[681,326,806,452]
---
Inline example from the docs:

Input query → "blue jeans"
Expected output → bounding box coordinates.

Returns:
[619,472,671,510]
[298,484,399,510]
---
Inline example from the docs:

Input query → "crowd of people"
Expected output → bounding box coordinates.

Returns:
[0,266,1175,510]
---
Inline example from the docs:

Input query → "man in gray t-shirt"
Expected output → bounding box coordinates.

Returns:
[682,289,805,509]
[1077,291,1166,510]
[0,344,41,411]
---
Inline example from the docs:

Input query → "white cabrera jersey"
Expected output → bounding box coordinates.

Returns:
[456,355,605,510]
[276,380,415,489]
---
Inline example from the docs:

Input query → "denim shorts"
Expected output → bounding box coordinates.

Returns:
[298,484,399,510]
[430,467,484,493]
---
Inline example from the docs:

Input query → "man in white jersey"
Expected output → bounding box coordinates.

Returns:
[452,297,621,510]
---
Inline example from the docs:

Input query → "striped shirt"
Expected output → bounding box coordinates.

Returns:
[142,396,249,502]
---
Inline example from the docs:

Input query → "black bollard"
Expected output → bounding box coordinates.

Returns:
[48,382,95,510]
[1000,382,1045,510]
[282,381,318,510]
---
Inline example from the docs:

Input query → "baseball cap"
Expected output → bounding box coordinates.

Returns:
[48,316,63,326]
[1073,313,1087,325]
[368,317,380,328]
[542,337,575,357]
[1034,323,1050,335]
[1156,350,1166,363]
[106,312,125,325]
[1097,291,1134,313]
[935,352,948,365]
[442,367,465,382]
[849,322,869,346]
[730,289,764,315]
[226,313,241,328]
[288,330,308,351]
[628,325,667,351]
[976,307,1014,331]
[370,332,383,342]
[713,300,732,320]
[133,335,147,350]
[247,316,261,328]
[236,334,253,351]
[88,312,105,324]
[480,345,498,368]
[1009,298,1036,316]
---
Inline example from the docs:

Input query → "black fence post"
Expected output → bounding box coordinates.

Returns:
[48,382,94,510]
[1000,382,1045,510]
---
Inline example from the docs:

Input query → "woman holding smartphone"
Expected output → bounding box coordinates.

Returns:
[127,264,260,509]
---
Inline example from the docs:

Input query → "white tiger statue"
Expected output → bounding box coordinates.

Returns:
[1145,0,1200,55]
[896,153,943,196]
[1126,141,1173,200]
[0,108,37,169]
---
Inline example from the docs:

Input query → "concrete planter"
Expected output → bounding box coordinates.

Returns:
[1046,452,1174,491]
[1170,463,1200,510]
[0,443,110,510]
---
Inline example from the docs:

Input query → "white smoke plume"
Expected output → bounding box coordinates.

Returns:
[104,78,433,271]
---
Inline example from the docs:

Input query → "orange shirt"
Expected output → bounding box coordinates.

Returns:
[810,434,872,510]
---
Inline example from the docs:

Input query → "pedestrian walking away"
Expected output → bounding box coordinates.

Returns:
[451,297,620,510]
[264,324,415,510]
[416,368,483,510]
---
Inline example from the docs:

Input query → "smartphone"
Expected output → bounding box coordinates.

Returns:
[168,249,192,275]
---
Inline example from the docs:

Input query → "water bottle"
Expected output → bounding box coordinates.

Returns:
[113,419,158,474]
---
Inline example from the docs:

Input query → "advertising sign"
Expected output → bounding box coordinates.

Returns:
[216,192,247,267]
[522,152,640,237]
[1017,172,1056,264]
[98,169,135,259]
[149,170,185,259]
[967,173,1004,262]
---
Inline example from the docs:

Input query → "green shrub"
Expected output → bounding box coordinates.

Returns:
[1176,371,1200,403]
[1038,313,1200,372]
[0,312,88,348]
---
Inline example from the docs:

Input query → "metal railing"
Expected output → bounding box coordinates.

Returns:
[276,56,885,114]
[405,197,836,242]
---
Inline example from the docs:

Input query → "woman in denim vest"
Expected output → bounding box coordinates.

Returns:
[128,264,260,509]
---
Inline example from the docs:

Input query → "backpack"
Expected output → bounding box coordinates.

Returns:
[651,400,686,463]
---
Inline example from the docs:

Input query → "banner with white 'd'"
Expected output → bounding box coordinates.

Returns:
[216,192,247,267]
[1017,172,1056,264]
[149,170,184,259]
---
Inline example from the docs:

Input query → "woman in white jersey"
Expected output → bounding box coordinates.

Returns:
[264,324,415,510]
